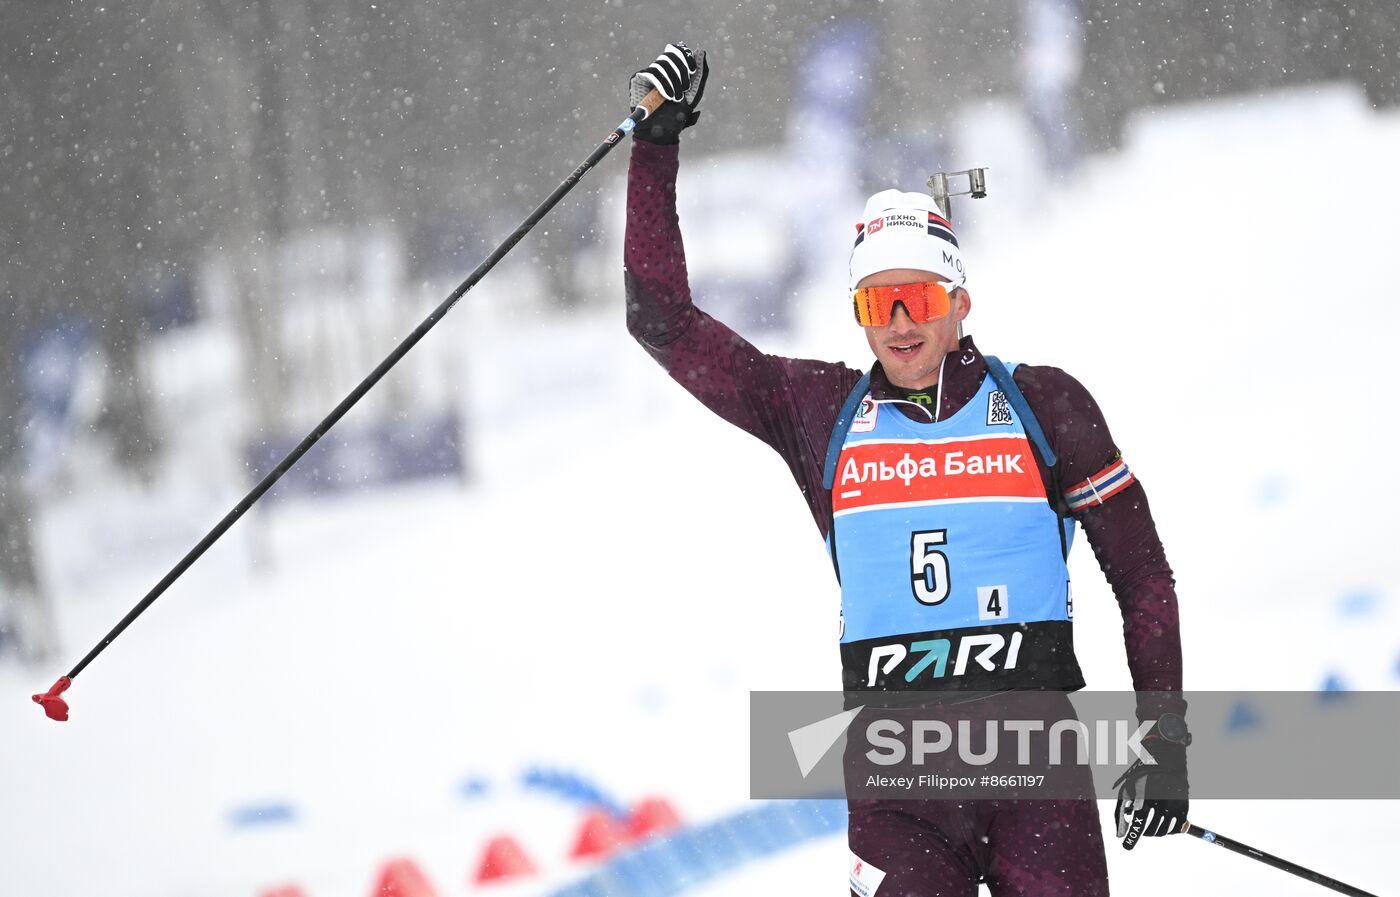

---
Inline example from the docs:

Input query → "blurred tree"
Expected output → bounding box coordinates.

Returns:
[170,0,297,435]
[0,320,55,664]
[0,4,168,480]
[1081,0,1399,150]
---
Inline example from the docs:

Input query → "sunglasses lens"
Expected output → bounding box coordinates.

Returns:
[854,293,876,325]
[853,282,953,326]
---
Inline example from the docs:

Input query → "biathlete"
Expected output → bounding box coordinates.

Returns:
[623,43,1189,896]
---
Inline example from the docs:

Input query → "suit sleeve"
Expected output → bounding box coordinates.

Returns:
[1016,365,1186,722]
[624,140,861,537]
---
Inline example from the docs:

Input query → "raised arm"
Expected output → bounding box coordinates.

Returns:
[625,141,856,447]
[621,47,860,538]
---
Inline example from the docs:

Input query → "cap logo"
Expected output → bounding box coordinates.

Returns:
[882,213,922,229]
[850,189,967,292]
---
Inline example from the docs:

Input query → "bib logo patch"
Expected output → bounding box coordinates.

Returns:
[850,396,879,433]
[987,390,1013,425]
[850,851,887,896]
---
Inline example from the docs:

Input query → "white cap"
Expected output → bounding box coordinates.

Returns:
[849,189,966,292]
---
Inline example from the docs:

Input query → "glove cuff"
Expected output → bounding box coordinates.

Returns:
[633,102,698,145]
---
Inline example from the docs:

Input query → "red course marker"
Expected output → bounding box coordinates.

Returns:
[569,809,627,860]
[474,835,538,884]
[626,797,682,840]
[370,857,439,897]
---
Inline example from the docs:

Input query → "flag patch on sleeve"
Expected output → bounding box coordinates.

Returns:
[1064,457,1135,511]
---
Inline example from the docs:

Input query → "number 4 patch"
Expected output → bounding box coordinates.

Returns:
[978,585,1009,620]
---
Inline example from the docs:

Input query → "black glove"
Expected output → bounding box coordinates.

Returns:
[628,42,709,145]
[1113,715,1190,849]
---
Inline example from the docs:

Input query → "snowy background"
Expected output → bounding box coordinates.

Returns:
[4,4,1399,896]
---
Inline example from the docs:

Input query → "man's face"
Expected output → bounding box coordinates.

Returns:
[859,268,971,390]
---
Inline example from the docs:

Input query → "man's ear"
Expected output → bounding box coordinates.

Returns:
[954,288,972,322]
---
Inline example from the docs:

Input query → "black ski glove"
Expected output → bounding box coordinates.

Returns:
[629,42,709,145]
[1113,715,1190,849]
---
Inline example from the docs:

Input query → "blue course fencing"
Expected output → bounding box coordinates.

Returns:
[546,800,846,897]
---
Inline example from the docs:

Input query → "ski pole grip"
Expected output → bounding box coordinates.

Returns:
[633,89,666,120]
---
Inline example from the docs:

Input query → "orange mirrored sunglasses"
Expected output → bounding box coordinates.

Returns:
[852,279,964,327]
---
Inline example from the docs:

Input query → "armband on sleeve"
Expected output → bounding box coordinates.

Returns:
[1063,455,1136,512]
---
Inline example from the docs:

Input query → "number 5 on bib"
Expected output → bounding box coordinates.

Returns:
[911,530,950,605]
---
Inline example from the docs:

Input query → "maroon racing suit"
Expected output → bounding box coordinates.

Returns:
[624,139,1183,896]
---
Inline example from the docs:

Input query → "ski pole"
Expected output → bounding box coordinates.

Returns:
[1182,822,1382,897]
[31,88,669,723]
